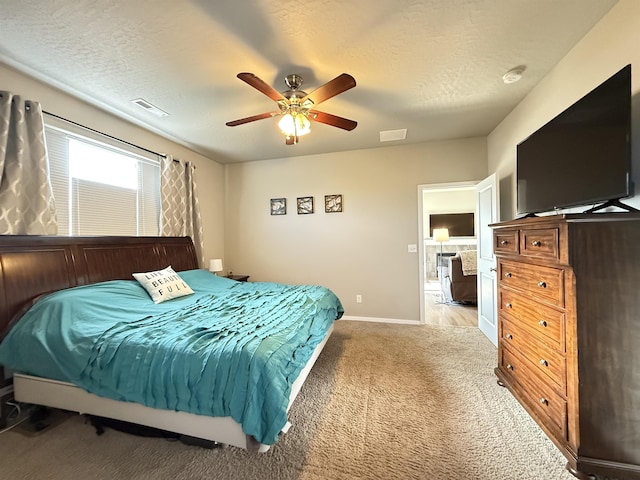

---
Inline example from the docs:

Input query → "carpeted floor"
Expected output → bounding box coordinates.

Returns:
[0,320,575,480]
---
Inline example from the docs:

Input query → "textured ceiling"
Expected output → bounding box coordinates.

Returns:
[0,0,618,163]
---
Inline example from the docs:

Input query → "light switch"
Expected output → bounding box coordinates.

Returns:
[407,244,417,253]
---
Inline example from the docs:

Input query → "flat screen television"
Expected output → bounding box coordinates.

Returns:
[516,64,632,216]
[429,213,475,237]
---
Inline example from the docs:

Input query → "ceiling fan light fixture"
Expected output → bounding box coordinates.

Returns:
[278,113,311,137]
[227,72,357,141]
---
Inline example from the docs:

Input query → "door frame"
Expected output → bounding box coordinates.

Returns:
[417,181,479,325]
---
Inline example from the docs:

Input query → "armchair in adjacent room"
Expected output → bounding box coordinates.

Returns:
[443,251,477,304]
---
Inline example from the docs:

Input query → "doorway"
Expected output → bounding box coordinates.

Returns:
[418,181,478,324]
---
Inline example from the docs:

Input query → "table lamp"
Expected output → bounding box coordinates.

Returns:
[209,258,223,275]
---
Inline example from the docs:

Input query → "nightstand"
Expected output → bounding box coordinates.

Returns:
[226,274,250,282]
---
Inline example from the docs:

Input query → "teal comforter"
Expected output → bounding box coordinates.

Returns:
[0,269,343,445]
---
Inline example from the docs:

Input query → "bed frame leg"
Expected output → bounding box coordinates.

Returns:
[281,421,292,434]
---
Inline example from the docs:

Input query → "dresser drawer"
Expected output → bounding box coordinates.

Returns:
[495,229,519,255]
[501,318,566,392]
[520,227,560,260]
[499,260,564,307]
[499,290,565,351]
[500,346,567,440]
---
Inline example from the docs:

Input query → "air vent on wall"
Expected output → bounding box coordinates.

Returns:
[130,98,169,117]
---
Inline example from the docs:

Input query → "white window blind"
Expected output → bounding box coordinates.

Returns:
[44,120,161,236]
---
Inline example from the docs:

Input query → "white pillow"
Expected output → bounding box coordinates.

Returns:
[132,266,194,304]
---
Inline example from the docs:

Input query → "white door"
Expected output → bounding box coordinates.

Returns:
[476,173,499,346]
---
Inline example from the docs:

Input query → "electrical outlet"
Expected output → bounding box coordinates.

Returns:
[356,294,362,303]
[407,244,417,253]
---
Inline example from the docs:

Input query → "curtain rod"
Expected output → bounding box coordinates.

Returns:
[43,110,169,159]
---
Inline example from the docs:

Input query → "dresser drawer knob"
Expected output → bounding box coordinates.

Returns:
[505,302,512,309]
[506,364,513,370]
[539,397,548,405]
[504,272,512,278]
[539,359,548,367]
[538,320,547,327]
[505,333,513,340]
[500,240,509,245]
[531,240,542,247]
[537,281,547,288]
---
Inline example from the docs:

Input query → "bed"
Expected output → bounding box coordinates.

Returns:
[0,235,343,451]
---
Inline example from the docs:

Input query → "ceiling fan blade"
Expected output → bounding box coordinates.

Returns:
[308,110,357,131]
[226,111,278,127]
[300,73,356,106]
[237,73,287,102]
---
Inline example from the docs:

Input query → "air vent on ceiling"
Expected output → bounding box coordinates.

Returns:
[379,129,407,142]
[130,98,169,117]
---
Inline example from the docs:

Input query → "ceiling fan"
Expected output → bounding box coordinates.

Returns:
[226,72,357,145]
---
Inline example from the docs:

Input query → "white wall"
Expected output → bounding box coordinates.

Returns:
[225,138,487,321]
[0,62,226,263]
[489,0,640,219]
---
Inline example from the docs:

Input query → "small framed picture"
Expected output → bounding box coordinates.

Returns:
[324,194,343,213]
[270,198,287,215]
[297,196,314,214]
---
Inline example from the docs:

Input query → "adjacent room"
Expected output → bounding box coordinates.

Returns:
[1,1,639,479]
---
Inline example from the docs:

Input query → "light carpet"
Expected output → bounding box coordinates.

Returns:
[0,320,575,480]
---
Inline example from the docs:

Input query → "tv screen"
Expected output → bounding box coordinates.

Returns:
[429,213,475,237]
[516,64,632,216]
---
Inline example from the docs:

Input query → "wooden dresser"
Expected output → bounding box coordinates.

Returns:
[491,213,640,480]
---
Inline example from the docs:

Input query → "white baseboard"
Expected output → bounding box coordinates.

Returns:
[341,315,421,325]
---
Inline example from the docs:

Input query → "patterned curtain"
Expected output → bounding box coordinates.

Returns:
[160,155,204,267]
[0,91,57,234]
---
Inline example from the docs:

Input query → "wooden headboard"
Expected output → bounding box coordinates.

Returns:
[0,235,199,339]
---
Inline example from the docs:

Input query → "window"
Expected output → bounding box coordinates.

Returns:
[45,119,161,236]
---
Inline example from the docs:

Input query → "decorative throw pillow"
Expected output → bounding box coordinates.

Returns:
[132,266,194,304]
